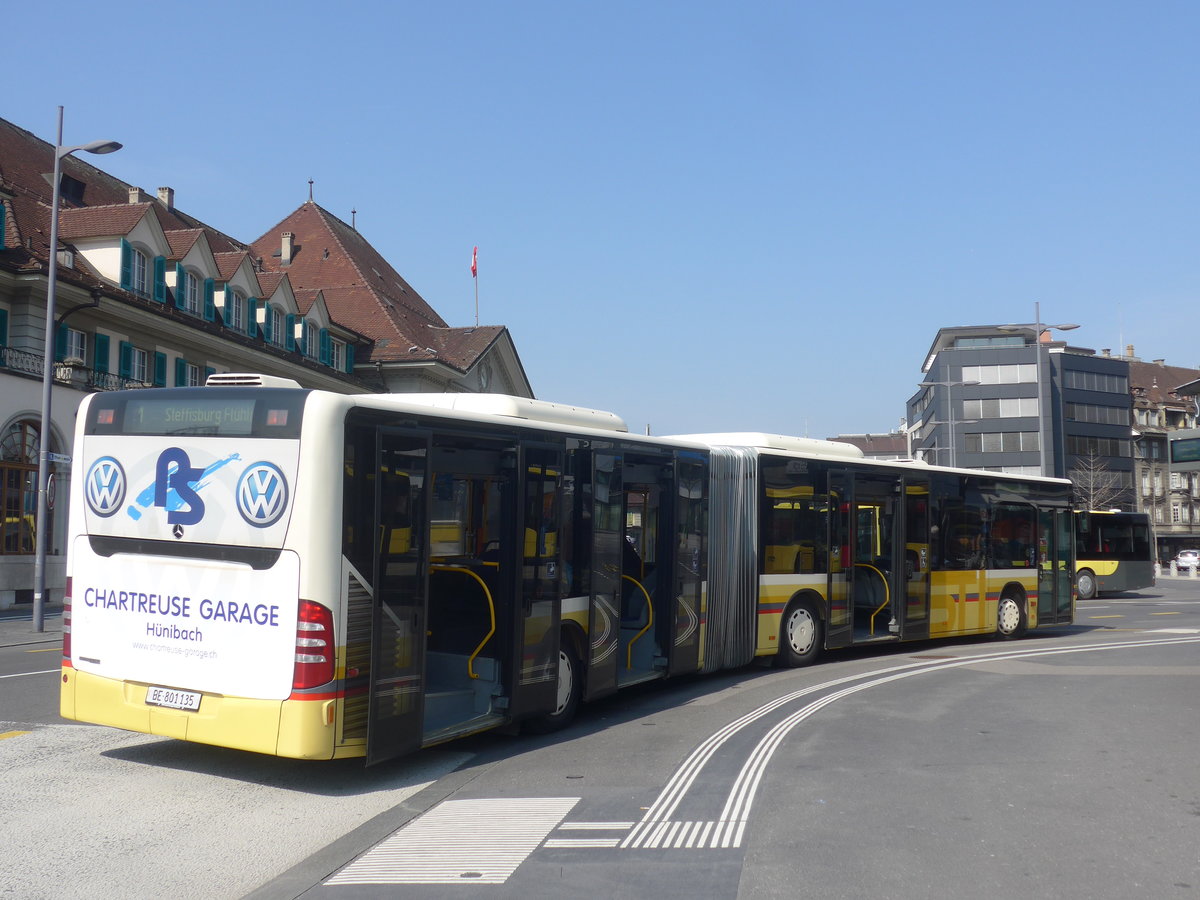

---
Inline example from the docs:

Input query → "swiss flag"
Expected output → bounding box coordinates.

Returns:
[471,246,478,278]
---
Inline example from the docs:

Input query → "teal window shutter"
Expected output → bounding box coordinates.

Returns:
[175,357,187,386]
[94,334,109,373]
[153,352,167,387]
[204,366,215,381]
[345,343,355,374]
[153,257,166,303]
[319,328,330,365]
[285,314,296,352]
[175,263,187,307]
[118,341,133,379]
[55,324,68,361]
[247,298,259,339]
[119,239,132,290]
[203,279,215,321]
[0,307,8,347]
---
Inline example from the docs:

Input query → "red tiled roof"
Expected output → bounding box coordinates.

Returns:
[213,251,249,281]
[165,229,204,259]
[246,202,493,367]
[1128,359,1200,407]
[57,204,152,240]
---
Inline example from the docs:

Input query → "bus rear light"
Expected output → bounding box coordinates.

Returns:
[292,600,334,690]
[62,577,72,661]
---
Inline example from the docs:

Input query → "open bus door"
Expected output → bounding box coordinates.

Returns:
[366,429,430,765]
[506,444,564,721]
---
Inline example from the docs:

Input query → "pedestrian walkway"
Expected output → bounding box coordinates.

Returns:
[0,605,63,648]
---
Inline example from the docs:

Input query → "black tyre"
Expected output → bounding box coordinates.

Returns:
[996,593,1027,639]
[524,638,582,734]
[777,597,823,667]
[1077,569,1097,601]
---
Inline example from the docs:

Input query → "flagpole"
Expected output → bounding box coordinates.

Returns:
[471,246,479,326]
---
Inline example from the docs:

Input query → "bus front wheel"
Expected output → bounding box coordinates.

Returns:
[525,639,582,734]
[996,593,1027,639]
[777,598,822,667]
[1077,569,1097,600]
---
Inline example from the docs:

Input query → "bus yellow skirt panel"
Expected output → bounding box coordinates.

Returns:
[60,667,338,758]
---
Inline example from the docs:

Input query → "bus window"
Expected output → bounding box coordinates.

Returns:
[991,503,1036,568]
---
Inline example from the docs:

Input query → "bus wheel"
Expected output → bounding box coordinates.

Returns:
[996,593,1027,639]
[778,598,822,667]
[1077,569,1097,601]
[525,640,582,734]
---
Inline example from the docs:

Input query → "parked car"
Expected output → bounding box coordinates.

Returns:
[1174,549,1200,571]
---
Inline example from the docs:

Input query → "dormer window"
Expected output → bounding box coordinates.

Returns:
[264,304,284,348]
[181,270,201,316]
[130,247,148,296]
[300,319,316,358]
[225,288,244,332]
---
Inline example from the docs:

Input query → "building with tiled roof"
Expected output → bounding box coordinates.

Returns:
[250,202,529,395]
[1122,349,1200,557]
[0,112,530,611]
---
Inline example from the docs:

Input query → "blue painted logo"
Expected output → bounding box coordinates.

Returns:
[154,448,206,526]
[236,462,288,527]
[85,457,126,517]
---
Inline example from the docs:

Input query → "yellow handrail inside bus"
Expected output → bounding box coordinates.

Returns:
[429,565,496,680]
[621,574,654,669]
[855,563,891,636]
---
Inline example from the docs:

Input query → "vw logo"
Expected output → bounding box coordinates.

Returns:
[85,457,126,518]
[236,462,289,527]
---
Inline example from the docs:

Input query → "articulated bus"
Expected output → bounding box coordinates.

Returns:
[1074,510,1155,599]
[61,377,1075,764]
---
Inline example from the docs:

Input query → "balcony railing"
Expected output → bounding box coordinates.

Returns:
[1,347,145,392]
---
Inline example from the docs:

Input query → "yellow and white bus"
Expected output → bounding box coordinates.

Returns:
[1074,510,1155,599]
[61,377,1075,764]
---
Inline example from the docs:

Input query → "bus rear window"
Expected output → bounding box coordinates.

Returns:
[85,388,307,438]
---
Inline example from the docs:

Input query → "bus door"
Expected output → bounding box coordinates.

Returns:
[825,471,853,648]
[585,450,623,699]
[901,476,931,640]
[507,444,564,720]
[423,434,519,740]
[1037,508,1074,624]
[849,474,902,643]
[668,454,706,677]
[366,429,430,766]
[618,451,675,687]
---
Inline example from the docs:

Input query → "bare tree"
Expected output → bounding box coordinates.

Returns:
[1069,452,1128,510]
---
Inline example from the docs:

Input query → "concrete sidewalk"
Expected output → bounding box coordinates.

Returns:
[0,605,63,648]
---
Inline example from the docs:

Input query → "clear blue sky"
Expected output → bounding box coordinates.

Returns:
[7,1,1197,438]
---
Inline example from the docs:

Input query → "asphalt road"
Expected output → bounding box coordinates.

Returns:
[2,580,1199,899]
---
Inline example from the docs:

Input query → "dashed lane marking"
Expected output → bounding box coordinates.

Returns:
[0,668,58,680]
[0,731,31,741]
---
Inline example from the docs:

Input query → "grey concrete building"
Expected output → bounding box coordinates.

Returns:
[909,325,1133,499]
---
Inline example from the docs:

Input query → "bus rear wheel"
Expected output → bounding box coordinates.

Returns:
[777,597,822,667]
[525,639,582,734]
[996,593,1027,639]
[1077,569,1097,600]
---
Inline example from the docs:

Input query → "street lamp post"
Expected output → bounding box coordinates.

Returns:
[1001,303,1079,477]
[32,107,121,633]
[915,381,980,468]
